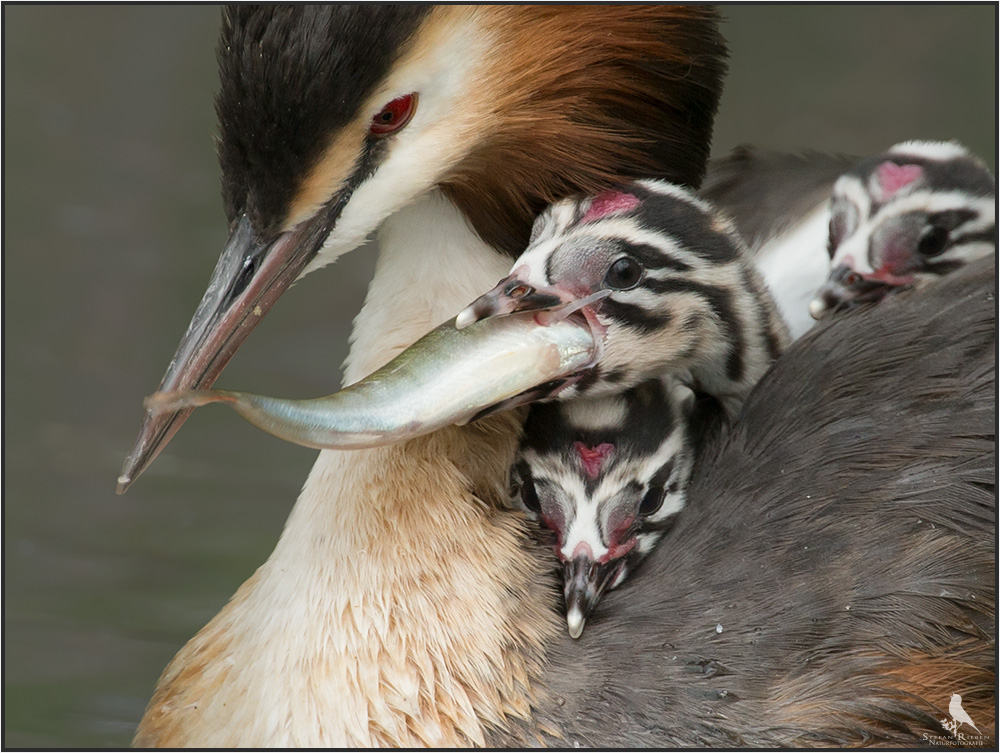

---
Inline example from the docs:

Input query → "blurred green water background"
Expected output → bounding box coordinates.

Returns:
[3,5,995,747]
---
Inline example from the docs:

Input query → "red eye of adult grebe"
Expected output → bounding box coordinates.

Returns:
[369,93,417,137]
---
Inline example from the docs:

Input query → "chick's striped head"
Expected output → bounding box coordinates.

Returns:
[512,377,697,638]
[459,180,789,416]
[811,141,995,318]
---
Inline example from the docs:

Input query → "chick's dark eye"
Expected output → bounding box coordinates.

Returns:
[917,225,949,257]
[520,478,541,513]
[604,257,643,290]
[369,93,417,137]
[639,485,665,516]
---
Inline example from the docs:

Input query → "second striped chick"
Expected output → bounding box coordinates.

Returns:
[512,376,705,638]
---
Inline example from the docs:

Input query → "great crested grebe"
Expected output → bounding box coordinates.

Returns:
[128,6,728,746]
[124,7,993,747]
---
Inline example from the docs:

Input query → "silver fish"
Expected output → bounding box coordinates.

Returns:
[144,312,599,451]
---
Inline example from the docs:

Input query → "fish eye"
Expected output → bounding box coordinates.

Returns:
[369,93,418,137]
[917,225,949,257]
[639,485,665,516]
[604,256,643,290]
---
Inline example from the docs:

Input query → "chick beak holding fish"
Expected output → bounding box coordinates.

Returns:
[144,286,609,452]
[454,266,611,332]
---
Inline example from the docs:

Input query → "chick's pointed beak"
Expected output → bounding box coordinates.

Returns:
[809,264,895,320]
[455,273,572,330]
[563,555,625,639]
[117,210,336,494]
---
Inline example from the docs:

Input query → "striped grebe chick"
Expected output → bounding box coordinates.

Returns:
[811,140,995,318]
[513,377,704,638]
[458,179,790,419]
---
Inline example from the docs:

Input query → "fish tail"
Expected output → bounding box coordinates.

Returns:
[144,389,238,414]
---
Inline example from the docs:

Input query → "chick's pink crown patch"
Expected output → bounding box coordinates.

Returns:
[573,442,615,479]
[581,190,642,224]
[876,162,923,201]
